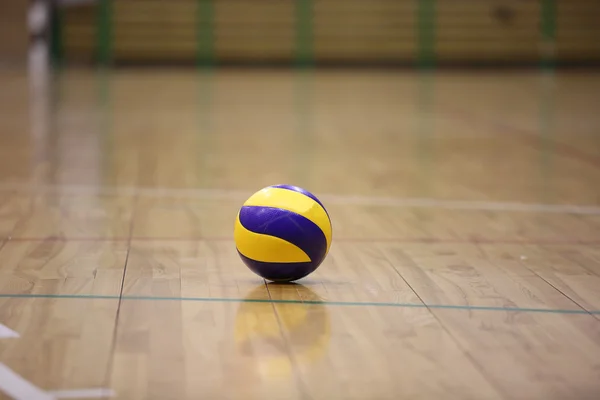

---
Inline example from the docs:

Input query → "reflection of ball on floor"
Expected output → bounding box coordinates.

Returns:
[234,285,331,379]
[234,184,332,282]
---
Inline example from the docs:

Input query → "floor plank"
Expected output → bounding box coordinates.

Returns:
[0,69,599,399]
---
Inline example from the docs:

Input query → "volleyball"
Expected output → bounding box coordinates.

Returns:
[234,184,332,282]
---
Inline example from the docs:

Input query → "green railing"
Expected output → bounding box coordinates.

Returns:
[97,0,112,66]
[540,0,557,69]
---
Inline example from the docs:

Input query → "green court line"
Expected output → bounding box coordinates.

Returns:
[538,71,556,204]
[293,71,315,183]
[414,71,434,197]
[0,294,119,300]
[96,68,113,188]
[0,293,598,315]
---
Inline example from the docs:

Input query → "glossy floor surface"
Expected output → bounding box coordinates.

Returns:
[0,67,599,399]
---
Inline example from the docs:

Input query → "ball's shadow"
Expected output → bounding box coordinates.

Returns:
[264,281,300,287]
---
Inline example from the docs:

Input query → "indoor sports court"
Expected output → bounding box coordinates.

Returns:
[0,0,599,399]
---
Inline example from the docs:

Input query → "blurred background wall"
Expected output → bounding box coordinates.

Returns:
[52,0,600,68]
[0,0,29,67]
[0,0,598,69]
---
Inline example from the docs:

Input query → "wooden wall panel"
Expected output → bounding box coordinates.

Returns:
[313,0,415,61]
[214,0,295,61]
[62,4,96,63]
[112,1,197,61]
[59,0,600,65]
[435,0,540,62]
[555,0,600,61]
[0,0,29,66]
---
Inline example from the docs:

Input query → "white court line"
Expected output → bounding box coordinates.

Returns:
[0,363,115,400]
[0,325,114,400]
[0,325,19,339]
[1,182,600,215]
[0,182,248,200]
[319,194,600,215]
[49,389,116,398]
[0,364,54,400]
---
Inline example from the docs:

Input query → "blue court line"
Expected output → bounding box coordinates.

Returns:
[0,293,599,315]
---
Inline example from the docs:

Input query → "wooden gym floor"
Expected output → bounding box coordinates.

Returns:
[0,67,599,400]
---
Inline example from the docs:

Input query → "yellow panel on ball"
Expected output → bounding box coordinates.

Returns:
[234,213,311,263]
[243,186,332,253]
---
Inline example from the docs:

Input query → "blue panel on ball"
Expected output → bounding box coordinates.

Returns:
[269,184,329,216]
[238,251,318,282]
[238,206,328,266]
